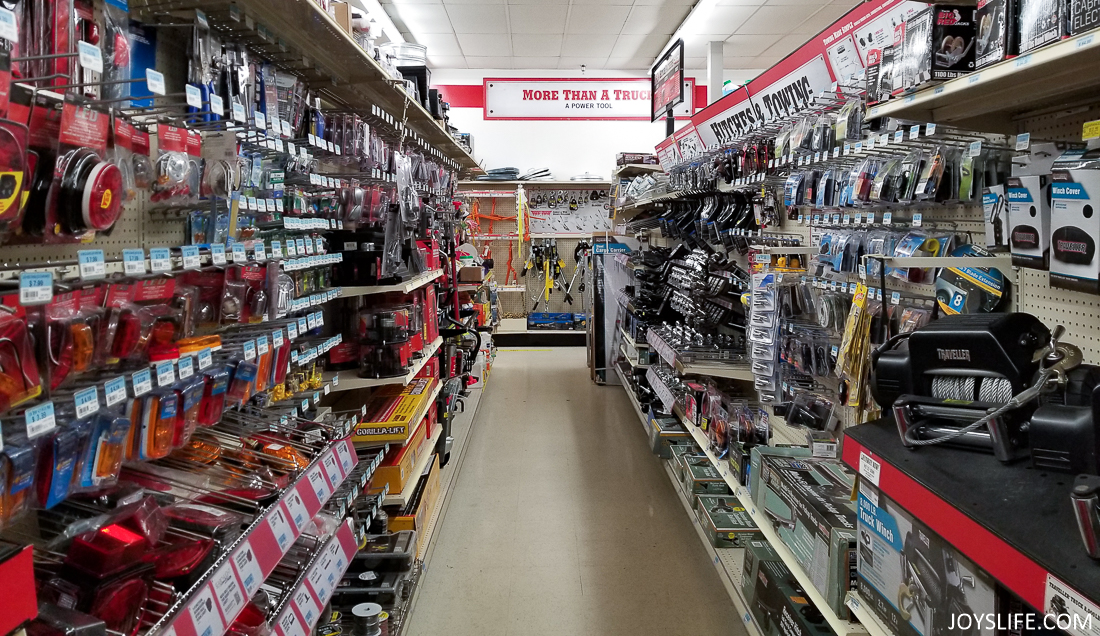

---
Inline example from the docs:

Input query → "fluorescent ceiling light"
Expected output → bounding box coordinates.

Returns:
[656,0,720,66]
[348,0,405,44]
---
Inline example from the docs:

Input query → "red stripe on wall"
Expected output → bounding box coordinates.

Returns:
[434,80,707,113]
[694,84,707,111]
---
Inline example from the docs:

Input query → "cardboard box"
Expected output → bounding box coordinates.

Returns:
[370,417,429,495]
[755,453,858,622]
[333,2,353,33]
[695,495,758,548]
[648,412,688,458]
[682,456,732,498]
[353,378,437,445]
[1008,174,1052,270]
[728,442,752,486]
[749,446,812,503]
[458,266,484,282]
[743,538,835,636]
[857,481,998,636]
[1050,148,1100,295]
[670,445,705,483]
[388,454,441,560]
[615,152,658,165]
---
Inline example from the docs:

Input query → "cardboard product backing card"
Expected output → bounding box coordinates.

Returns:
[975,0,1018,68]
[1007,174,1052,269]
[1050,148,1100,294]
[856,482,998,636]
[931,6,977,80]
[1069,0,1100,33]
[1019,0,1069,52]
[983,184,1010,251]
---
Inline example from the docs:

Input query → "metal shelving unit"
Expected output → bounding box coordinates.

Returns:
[341,270,444,297]
[384,425,444,507]
[326,337,443,390]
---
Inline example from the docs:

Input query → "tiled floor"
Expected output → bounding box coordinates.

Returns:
[405,347,746,636]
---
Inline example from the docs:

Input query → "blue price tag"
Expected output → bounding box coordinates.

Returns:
[104,376,127,407]
[19,271,53,305]
[271,240,282,258]
[287,321,299,339]
[178,355,194,379]
[232,243,248,263]
[198,348,213,370]
[155,360,175,386]
[150,247,172,272]
[132,369,152,396]
[257,335,269,355]
[211,243,227,266]
[123,248,147,275]
[298,317,308,334]
[74,386,99,419]
[243,340,256,361]
[25,401,56,438]
[78,249,106,279]
[181,245,201,270]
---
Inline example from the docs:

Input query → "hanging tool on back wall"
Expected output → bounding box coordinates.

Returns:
[562,241,591,304]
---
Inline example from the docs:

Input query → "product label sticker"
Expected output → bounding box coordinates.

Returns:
[912,212,923,227]
[257,335,270,355]
[20,271,53,306]
[859,451,881,485]
[254,241,267,261]
[74,386,99,420]
[232,243,248,263]
[243,340,256,361]
[891,291,901,305]
[181,245,201,270]
[298,317,308,334]
[293,587,321,628]
[211,243,227,266]
[0,7,18,42]
[254,111,266,130]
[185,84,202,109]
[1016,132,1031,151]
[25,401,55,438]
[198,348,213,370]
[300,399,309,415]
[969,140,982,157]
[132,368,152,396]
[188,585,225,636]
[232,102,247,123]
[77,40,103,73]
[178,355,194,380]
[286,240,297,256]
[894,130,904,144]
[209,93,224,116]
[145,69,166,95]
[1044,575,1100,636]
[285,487,309,530]
[277,609,306,636]
[122,249,146,275]
[883,212,893,224]
[271,240,282,258]
[149,247,172,272]
[78,249,106,279]
[155,360,176,386]
[231,542,264,597]
[104,376,127,407]
[307,465,331,502]
[267,506,295,552]
[323,452,342,485]
[331,373,339,387]
[273,329,284,348]
[210,562,245,623]
[334,443,353,474]
[287,321,299,340]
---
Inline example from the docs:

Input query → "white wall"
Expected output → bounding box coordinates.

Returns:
[436,68,762,178]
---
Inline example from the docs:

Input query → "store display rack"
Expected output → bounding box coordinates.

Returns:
[325,337,444,390]
[383,425,443,507]
[612,164,664,179]
[341,270,444,297]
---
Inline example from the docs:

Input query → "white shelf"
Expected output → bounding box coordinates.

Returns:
[341,270,443,297]
[619,326,648,349]
[458,180,611,188]
[865,30,1100,133]
[326,337,443,390]
[674,360,754,381]
[384,424,443,507]
[677,412,868,636]
[845,591,894,636]
[613,164,663,178]
[615,365,651,437]
[498,285,527,292]
[620,344,650,369]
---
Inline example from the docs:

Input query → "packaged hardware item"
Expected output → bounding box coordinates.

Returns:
[753,450,857,622]
[931,6,978,79]
[1050,147,1100,294]
[975,0,1019,68]
[1069,0,1100,33]
[983,183,1010,250]
[742,539,833,636]
[897,8,934,91]
[682,456,732,496]
[1007,174,1052,269]
[695,495,758,548]
[857,482,998,636]
[1019,0,1069,52]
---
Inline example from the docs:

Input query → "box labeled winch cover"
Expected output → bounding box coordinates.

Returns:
[1007,174,1052,269]
[1050,148,1100,294]
[754,453,858,622]
[856,481,998,636]
[695,495,758,548]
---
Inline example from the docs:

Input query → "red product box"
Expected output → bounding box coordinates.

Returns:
[416,239,440,270]
[415,356,439,382]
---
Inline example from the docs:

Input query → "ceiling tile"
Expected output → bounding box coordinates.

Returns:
[566,5,631,34]
[508,5,568,32]
[569,0,633,5]
[611,32,666,58]
[506,0,568,5]
[621,5,688,35]
[415,32,464,55]
[759,32,807,57]
[724,33,783,51]
[511,56,563,68]
[793,3,851,33]
[685,55,706,67]
[693,5,761,36]
[722,55,769,68]
[447,4,509,32]
[632,0,694,6]
[456,32,513,55]
[558,55,610,69]
[382,0,442,5]
[750,54,782,66]
[464,56,515,67]
[512,33,563,56]
[715,0,766,5]
[445,0,504,5]
[389,3,454,33]
[562,35,615,57]
[604,56,652,69]
[734,5,807,34]
[427,55,468,68]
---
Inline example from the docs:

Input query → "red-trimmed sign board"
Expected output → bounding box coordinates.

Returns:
[484,78,695,120]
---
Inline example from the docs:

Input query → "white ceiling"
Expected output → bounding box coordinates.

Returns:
[382,0,858,71]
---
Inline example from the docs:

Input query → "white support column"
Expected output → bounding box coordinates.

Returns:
[706,40,724,105]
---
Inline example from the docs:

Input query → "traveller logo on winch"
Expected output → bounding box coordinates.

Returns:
[937,348,971,361]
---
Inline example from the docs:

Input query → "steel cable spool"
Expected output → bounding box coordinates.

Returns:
[929,374,1014,402]
[352,602,384,636]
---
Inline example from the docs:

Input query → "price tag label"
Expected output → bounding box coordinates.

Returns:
[74,386,99,419]
[123,249,146,275]
[231,542,265,597]
[288,321,299,339]
[843,143,851,155]
[271,240,282,259]
[832,146,840,158]
[300,399,309,415]
[181,245,201,270]
[865,137,874,151]
[76,249,106,280]
[883,212,893,225]
[322,453,341,484]
[188,586,225,636]
[77,40,103,73]
[210,93,224,116]
[254,241,267,262]
[211,244,227,266]
[25,401,56,438]
[198,348,213,370]
[232,102,247,123]
[894,130,904,144]
[178,356,194,380]
[243,340,256,361]
[867,212,876,224]
[298,316,308,334]
[334,443,353,474]
[859,451,882,486]
[267,507,294,552]
[843,214,851,225]
[104,376,127,407]
[909,124,921,140]
[273,329,285,348]
[155,360,176,386]
[307,466,331,502]
[254,111,266,130]
[281,120,292,137]
[1016,132,1031,150]
[293,588,321,628]
[211,563,245,622]
[969,140,982,157]
[307,558,334,604]
[912,212,923,227]
[257,335,270,355]
[185,84,202,109]
[854,141,863,153]
[132,369,152,396]
[146,68,166,95]
[0,7,19,42]
[891,291,901,305]
[19,271,53,306]
[232,243,248,263]
[150,247,172,272]
[285,488,309,530]
[925,123,937,136]
[287,240,297,256]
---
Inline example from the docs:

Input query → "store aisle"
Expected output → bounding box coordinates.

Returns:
[405,347,746,636]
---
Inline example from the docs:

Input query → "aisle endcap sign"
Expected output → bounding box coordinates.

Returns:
[484,78,694,121]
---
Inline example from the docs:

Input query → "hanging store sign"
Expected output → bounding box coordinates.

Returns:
[484,78,694,120]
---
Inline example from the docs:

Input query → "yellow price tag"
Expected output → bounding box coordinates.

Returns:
[1084,119,1100,140]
